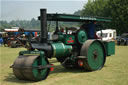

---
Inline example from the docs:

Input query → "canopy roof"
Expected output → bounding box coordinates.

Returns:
[46,14,111,22]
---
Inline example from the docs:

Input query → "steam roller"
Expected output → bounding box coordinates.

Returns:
[11,9,115,81]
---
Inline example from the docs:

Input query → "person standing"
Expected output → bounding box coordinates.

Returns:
[80,21,96,39]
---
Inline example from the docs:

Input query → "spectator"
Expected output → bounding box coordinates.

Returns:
[80,21,96,39]
[0,34,3,46]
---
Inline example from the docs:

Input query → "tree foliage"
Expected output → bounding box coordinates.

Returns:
[0,18,40,31]
[81,0,128,34]
[0,19,79,32]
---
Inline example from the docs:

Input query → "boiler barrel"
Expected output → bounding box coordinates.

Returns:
[51,43,72,57]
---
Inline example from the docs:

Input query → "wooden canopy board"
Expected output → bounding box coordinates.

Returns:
[46,14,111,22]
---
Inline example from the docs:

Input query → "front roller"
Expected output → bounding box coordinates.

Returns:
[11,51,50,81]
[80,40,106,71]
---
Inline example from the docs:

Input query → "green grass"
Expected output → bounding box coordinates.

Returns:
[0,46,128,85]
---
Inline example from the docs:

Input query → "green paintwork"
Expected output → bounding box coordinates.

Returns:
[64,35,75,44]
[58,34,65,41]
[47,14,111,22]
[77,30,88,44]
[19,51,41,55]
[51,43,72,57]
[58,34,75,44]
[103,41,115,56]
[32,53,49,80]
[87,41,105,70]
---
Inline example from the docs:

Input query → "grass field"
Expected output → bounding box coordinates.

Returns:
[0,46,128,85]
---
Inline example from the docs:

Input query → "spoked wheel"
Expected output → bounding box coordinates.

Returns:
[12,55,50,81]
[80,40,106,71]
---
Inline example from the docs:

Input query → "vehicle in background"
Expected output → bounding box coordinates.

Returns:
[117,32,128,45]
[3,28,40,48]
[96,29,116,41]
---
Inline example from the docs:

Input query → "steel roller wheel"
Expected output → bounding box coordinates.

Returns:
[12,55,50,81]
[80,40,106,71]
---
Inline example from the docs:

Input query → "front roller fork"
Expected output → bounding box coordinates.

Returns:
[10,51,53,81]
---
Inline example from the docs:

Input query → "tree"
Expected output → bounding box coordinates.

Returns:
[81,0,109,17]
[0,21,10,30]
[81,0,128,34]
[0,19,40,31]
[108,0,128,34]
[74,10,81,15]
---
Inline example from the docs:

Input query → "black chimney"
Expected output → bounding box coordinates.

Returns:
[40,9,47,43]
